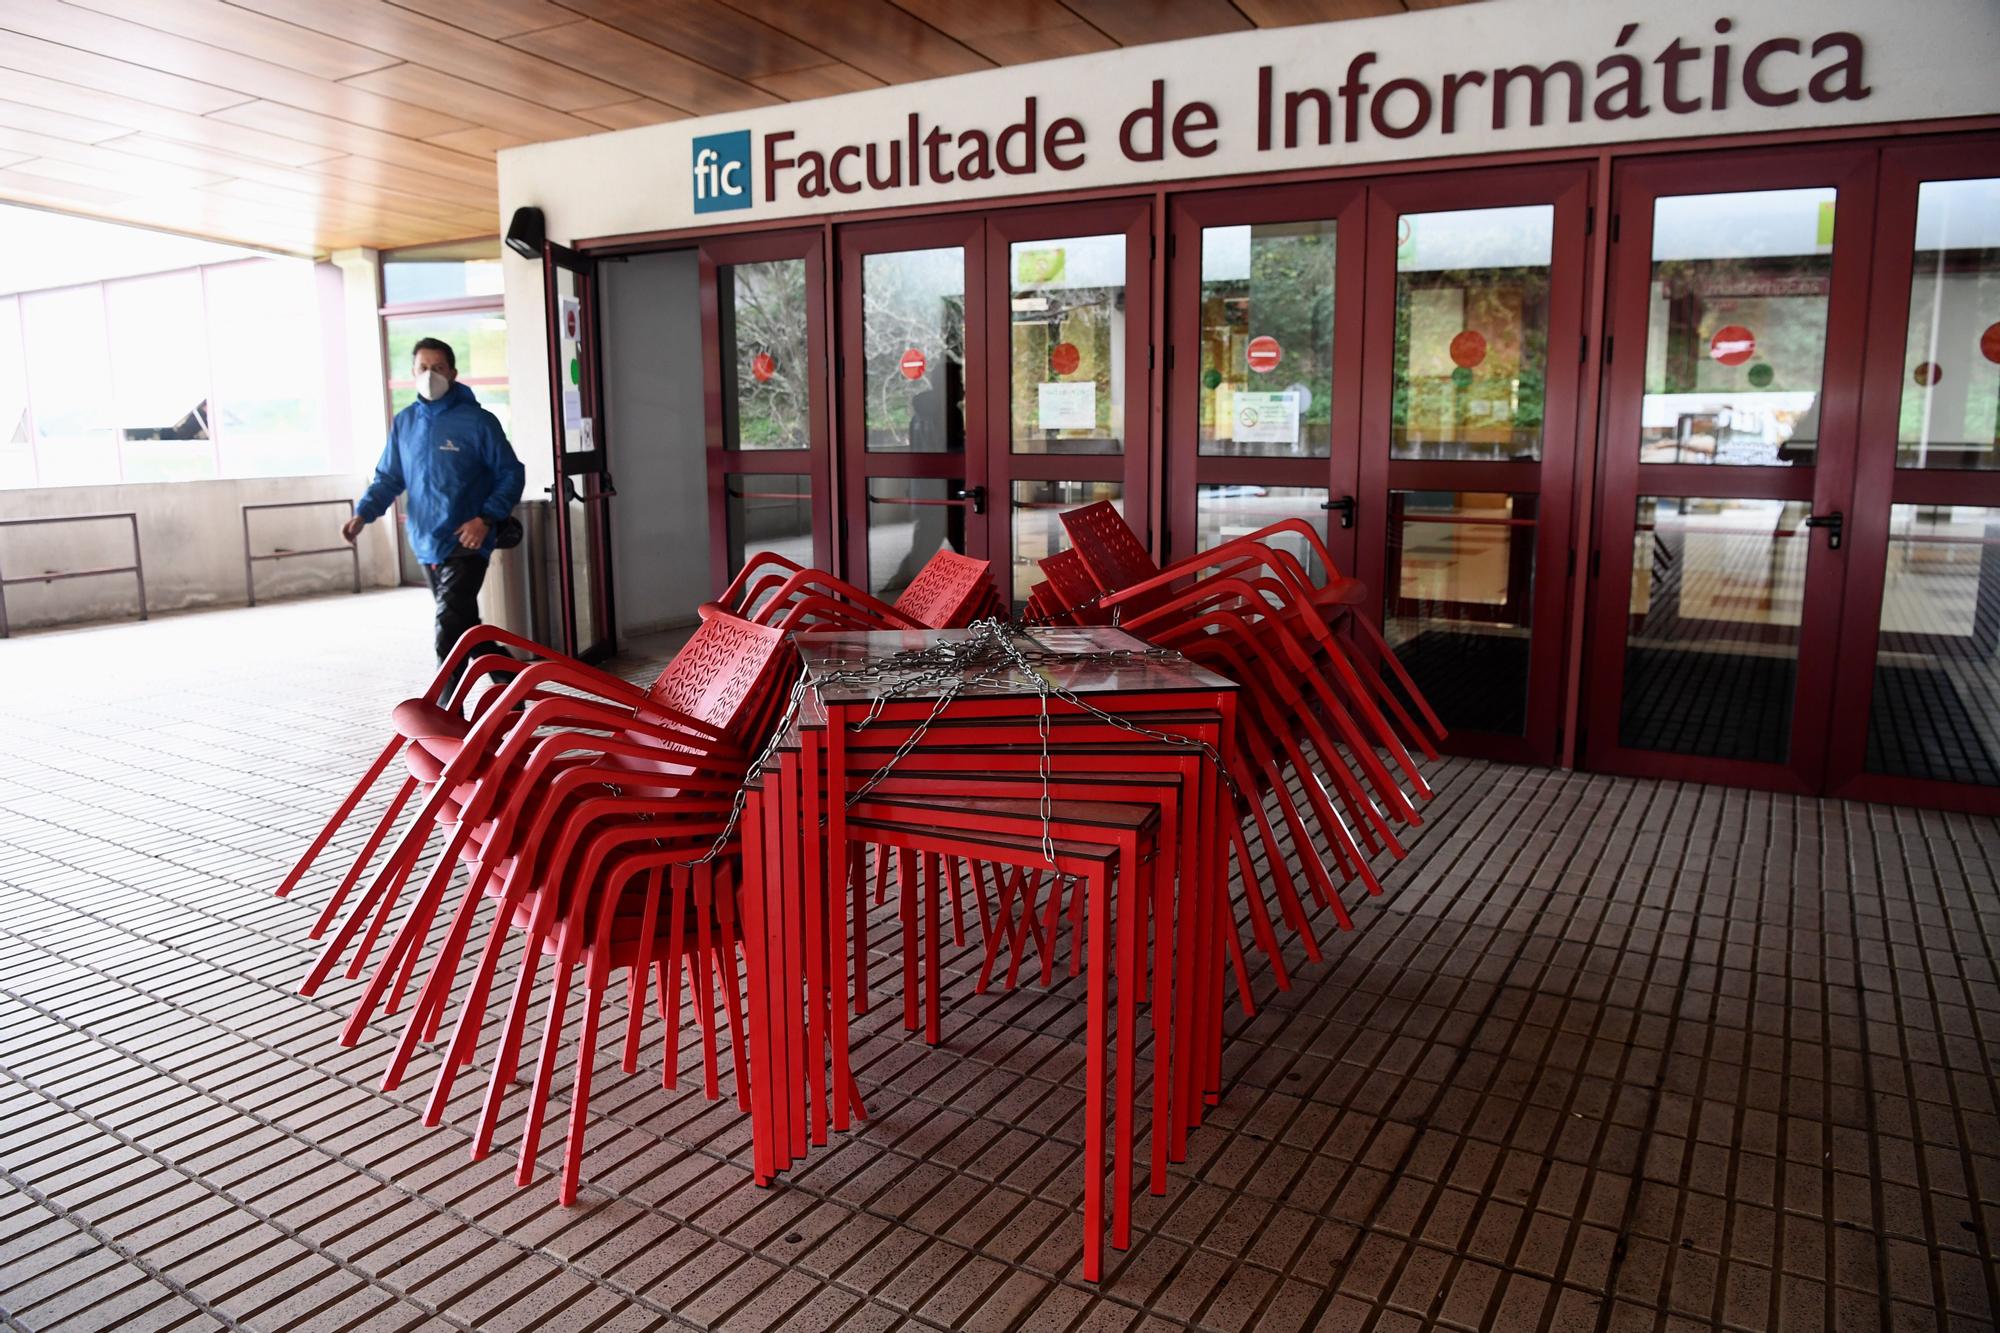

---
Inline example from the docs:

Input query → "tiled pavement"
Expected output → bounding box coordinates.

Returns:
[2,589,1998,1332]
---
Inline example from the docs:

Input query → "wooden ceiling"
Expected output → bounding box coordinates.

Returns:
[0,0,1476,257]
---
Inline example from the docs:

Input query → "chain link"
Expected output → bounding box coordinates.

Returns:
[583,619,1234,870]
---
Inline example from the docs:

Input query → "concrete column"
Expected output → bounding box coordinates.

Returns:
[329,248,401,587]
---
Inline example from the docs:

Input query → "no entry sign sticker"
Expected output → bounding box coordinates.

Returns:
[1449,330,1487,369]
[900,347,927,380]
[1710,325,1756,366]
[1246,335,1281,374]
[1049,341,1080,376]
[751,351,775,383]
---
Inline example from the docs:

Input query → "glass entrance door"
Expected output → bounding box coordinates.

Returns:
[839,217,987,602]
[838,204,1152,610]
[700,230,832,593]
[987,201,1152,609]
[543,241,614,661]
[1358,166,1591,763]
[1583,148,1876,790]
[1166,181,1367,589]
[1824,140,2000,814]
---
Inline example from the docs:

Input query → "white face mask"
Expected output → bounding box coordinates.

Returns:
[416,368,450,401]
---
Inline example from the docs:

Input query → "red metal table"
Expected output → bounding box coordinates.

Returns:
[737,625,1240,1279]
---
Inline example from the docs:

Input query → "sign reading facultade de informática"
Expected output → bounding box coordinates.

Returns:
[497,0,1999,242]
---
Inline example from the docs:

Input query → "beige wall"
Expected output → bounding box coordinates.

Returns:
[0,475,403,632]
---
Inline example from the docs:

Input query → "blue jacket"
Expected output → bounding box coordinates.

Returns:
[356,382,525,565]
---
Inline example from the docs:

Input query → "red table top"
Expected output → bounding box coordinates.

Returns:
[793,626,1236,707]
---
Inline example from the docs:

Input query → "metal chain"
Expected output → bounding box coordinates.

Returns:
[583,618,1232,870]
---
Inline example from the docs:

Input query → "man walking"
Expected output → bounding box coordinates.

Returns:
[342,337,524,694]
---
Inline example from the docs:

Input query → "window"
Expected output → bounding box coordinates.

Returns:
[108,271,214,483]
[22,285,118,487]
[380,239,510,439]
[0,298,32,488]
[206,260,327,478]
[385,312,510,432]
[383,237,505,305]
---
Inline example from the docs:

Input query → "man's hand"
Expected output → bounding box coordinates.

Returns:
[456,517,489,550]
[341,514,367,544]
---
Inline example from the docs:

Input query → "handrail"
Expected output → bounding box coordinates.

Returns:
[243,499,363,607]
[0,511,145,639]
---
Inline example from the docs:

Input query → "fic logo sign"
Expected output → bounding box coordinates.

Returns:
[692,130,752,213]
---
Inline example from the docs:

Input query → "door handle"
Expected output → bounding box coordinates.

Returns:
[949,485,987,514]
[1805,511,1843,550]
[1322,494,1357,530]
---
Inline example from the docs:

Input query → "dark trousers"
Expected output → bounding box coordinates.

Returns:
[424,554,495,699]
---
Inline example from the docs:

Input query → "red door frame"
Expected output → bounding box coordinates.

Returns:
[1825,135,2000,815]
[984,198,1154,605]
[699,228,835,594]
[542,240,615,661]
[1357,162,1594,765]
[1581,145,1879,792]
[835,214,989,592]
[1163,181,1369,577]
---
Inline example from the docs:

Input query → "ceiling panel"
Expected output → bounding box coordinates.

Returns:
[571,98,689,132]
[64,0,401,81]
[1057,0,1253,45]
[503,19,781,114]
[0,0,1478,257]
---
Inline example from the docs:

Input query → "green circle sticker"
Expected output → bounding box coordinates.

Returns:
[1450,366,1474,389]
[1202,368,1222,391]
[1747,362,1774,388]
[569,357,580,386]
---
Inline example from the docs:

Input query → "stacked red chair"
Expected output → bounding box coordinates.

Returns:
[709,546,1003,631]
[1049,502,1445,970]
[279,612,795,1203]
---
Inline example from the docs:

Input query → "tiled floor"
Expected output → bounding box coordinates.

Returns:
[3,589,1998,1332]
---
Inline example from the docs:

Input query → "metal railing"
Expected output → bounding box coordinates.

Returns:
[242,499,362,607]
[0,512,146,639]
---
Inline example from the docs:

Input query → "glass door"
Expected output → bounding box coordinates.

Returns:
[701,230,832,593]
[987,201,1153,609]
[838,217,988,602]
[1166,182,1368,588]
[1825,139,2000,814]
[1358,165,1592,763]
[1583,148,1876,790]
[543,241,615,661]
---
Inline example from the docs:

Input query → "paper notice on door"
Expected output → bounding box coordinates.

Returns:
[562,388,583,429]
[1233,390,1299,444]
[1038,381,1096,431]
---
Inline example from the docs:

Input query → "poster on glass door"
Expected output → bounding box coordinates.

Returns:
[1233,390,1299,444]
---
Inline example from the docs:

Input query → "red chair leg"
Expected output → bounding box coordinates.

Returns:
[515,926,576,1187]
[306,775,415,937]
[560,974,604,1205]
[623,871,662,1073]
[277,734,401,901]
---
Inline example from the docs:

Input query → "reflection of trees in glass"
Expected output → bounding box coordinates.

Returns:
[726,260,810,450]
[1391,267,1547,460]
[1641,253,1828,464]
[1011,288,1121,455]
[1201,223,1336,457]
[861,249,963,451]
[1898,252,2000,465]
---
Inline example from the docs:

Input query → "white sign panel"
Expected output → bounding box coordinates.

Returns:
[1038,382,1098,431]
[499,0,2000,242]
[1233,391,1300,444]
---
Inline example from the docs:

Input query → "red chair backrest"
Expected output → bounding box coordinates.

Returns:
[644,613,788,738]
[1058,501,1167,614]
[891,548,998,628]
[1037,548,1107,624]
